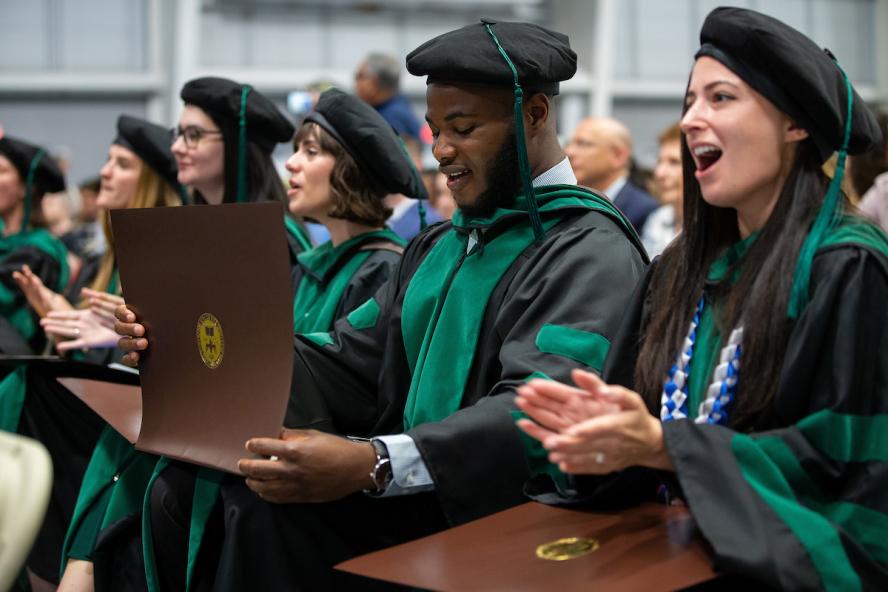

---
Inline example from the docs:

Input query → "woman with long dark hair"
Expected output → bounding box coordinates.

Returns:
[516,7,887,588]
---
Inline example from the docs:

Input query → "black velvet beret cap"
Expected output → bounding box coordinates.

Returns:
[304,89,428,200]
[180,77,295,152]
[696,7,883,161]
[114,115,179,190]
[0,136,65,195]
[406,18,576,95]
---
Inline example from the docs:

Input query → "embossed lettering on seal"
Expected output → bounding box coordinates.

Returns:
[196,313,224,369]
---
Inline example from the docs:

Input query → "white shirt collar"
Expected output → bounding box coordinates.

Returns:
[532,157,576,187]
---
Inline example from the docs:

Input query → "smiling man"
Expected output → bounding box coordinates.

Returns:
[121,19,648,590]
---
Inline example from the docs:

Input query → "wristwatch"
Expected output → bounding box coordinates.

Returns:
[367,438,393,494]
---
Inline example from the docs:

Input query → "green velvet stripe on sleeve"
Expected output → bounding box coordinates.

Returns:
[346,297,380,330]
[797,410,888,463]
[509,371,571,492]
[534,324,610,372]
[731,429,888,592]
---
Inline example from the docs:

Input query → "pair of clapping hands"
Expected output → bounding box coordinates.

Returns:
[13,264,122,352]
[515,369,675,474]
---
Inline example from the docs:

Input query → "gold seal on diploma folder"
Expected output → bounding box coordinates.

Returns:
[536,537,600,561]
[196,313,224,369]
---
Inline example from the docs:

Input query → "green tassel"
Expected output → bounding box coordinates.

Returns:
[787,64,853,319]
[237,85,252,203]
[484,23,545,242]
[417,200,428,229]
[22,148,46,234]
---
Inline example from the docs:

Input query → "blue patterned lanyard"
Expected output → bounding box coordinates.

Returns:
[659,297,743,425]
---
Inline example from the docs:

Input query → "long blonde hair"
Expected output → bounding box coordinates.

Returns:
[85,165,181,300]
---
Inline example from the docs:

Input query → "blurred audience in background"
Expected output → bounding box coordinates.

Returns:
[641,122,683,258]
[852,112,888,232]
[565,116,658,232]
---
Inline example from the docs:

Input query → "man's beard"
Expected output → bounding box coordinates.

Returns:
[460,125,521,219]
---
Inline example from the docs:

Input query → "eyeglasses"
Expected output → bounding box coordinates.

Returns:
[170,126,223,149]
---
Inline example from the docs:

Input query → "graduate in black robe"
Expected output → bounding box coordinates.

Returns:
[117,20,648,591]
[0,136,68,355]
[515,8,888,590]
[0,115,183,588]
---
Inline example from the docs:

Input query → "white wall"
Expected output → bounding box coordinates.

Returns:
[1,0,884,181]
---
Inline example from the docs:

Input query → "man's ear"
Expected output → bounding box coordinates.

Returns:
[524,93,551,130]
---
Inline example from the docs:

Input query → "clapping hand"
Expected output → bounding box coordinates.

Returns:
[516,369,673,474]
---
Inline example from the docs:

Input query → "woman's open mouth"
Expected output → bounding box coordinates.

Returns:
[693,145,722,173]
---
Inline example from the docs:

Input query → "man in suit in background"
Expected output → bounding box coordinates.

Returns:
[565,116,658,232]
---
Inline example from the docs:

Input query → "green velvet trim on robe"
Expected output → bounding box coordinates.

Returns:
[284,215,313,253]
[400,185,636,430]
[292,229,404,334]
[534,324,610,372]
[60,427,158,572]
[0,366,26,432]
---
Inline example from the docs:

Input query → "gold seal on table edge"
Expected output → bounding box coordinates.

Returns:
[536,537,600,561]
[196,313,224,369]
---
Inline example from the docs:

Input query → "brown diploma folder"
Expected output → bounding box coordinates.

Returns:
[109,202,295,474]
[336,501,717,591]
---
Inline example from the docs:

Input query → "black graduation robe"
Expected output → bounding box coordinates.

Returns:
[181,187,647,590]
[532,232,888,590]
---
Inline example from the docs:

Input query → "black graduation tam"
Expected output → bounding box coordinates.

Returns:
[696,7,883,161]
[406,18,576,95]
[180,77,294,152]
[304,89,428,200]
[0,136,65,197]
[114,115,179,190]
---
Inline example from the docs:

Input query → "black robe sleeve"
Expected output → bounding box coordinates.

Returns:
[660,245,888,590]
[332,250,402,322]
[283,240,420,434]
